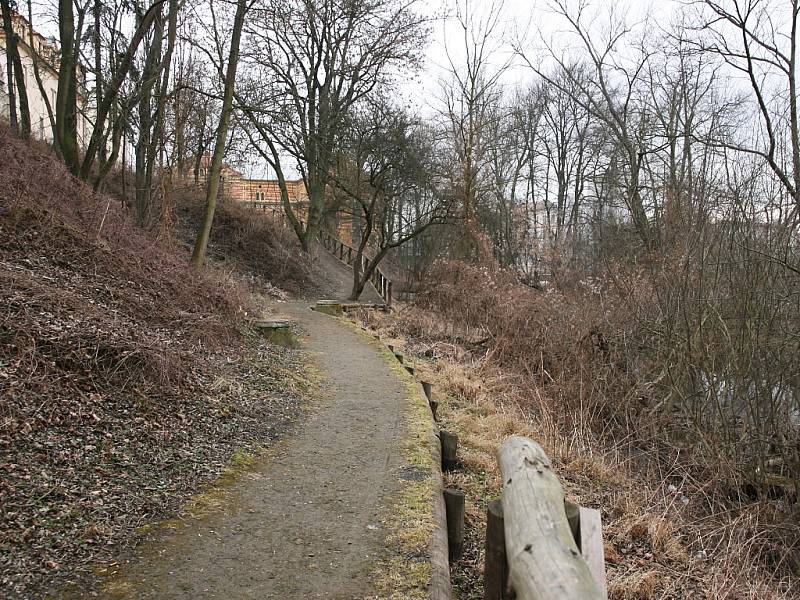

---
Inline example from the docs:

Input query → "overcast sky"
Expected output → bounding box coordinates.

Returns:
[401,0,674,111]
[26,0,682,178]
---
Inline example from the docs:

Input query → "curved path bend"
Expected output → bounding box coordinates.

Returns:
[103,252,415,599]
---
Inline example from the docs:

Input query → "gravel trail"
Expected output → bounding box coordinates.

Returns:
[98,253,410,599]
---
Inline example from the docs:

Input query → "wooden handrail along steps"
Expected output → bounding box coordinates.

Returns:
[317,227,393,306]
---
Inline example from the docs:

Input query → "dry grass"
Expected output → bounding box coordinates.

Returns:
[350,292,800,599]
[173,188,318,295]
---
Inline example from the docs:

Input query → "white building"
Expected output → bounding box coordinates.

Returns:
[0,13,91,144]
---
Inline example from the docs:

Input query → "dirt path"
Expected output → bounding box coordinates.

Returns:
[314,248,385,304]
[96,253,414,599]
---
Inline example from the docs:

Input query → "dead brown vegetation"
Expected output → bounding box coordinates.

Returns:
[353,257,800,599]
[0,129,304,597]
[174,188,318,296]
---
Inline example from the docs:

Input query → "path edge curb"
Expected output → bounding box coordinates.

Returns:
[421,378,453,600]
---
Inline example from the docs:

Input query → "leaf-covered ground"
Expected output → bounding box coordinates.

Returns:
[0,130,311,598]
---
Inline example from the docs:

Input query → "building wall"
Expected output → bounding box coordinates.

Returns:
[191,158,353,242]
[0,14,92,145]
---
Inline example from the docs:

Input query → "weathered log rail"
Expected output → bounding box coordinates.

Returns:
[486,436,607,600]
[317,228,393,306]
[367,328,606,599]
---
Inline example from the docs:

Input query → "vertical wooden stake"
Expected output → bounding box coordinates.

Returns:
[564,500,581,548]
[429,399,439,421]
[444,489,465,561]
[485,499,511,600]
[440,431,458,471]
[422,381,433,401]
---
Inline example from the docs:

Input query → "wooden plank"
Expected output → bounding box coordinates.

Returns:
[498,436,603,600]
[484,499,510,600]
[564,501,608,598]
[579,507,607,599]
[252,319,291,330]
[429,426,452,600]
[444,489,465,561]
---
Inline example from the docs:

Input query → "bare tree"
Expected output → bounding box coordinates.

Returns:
[689,0,800,221]
[520,0,658,249]
[1,0,30,138]
[439,0,509,262]
[54,0,166,178]
[331,102,453,299]
[191,0,249,265]
[240,0,428,252]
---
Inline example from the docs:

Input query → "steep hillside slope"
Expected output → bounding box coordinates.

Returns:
[0,132,308,597]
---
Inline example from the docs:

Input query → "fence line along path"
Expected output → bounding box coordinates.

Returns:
[317,228,392,306]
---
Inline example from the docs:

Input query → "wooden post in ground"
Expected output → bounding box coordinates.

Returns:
[444,489,465,561]
[429,399,439,421]
[422,381,432,401]
[499,436,603,600]
[387,281,392,307]
[485,499,510,600]
[440,431,458,471]
[565,501,608,598]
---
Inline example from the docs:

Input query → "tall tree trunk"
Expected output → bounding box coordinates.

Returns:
[145,0,178,210]
[191,0,247,266]
[93,0,106,162]
[27,0,55,141]
[1,0,23,135]
[134,6,165,227]
[56,0,79,171]
[78,0,165,182]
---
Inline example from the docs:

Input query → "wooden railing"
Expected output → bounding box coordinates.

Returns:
[485,436,607,600]
[317,228,392,307]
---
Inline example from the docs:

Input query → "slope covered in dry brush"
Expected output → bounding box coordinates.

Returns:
[354,259,800,599]
[0,131,308,597]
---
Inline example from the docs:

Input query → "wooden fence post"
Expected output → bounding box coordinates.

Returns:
[429,399,439,421]
[441,431,458,471]
[485,499,511,600]
[499,437,603,600]
[444,489,465,561]
[565,501,608,598]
